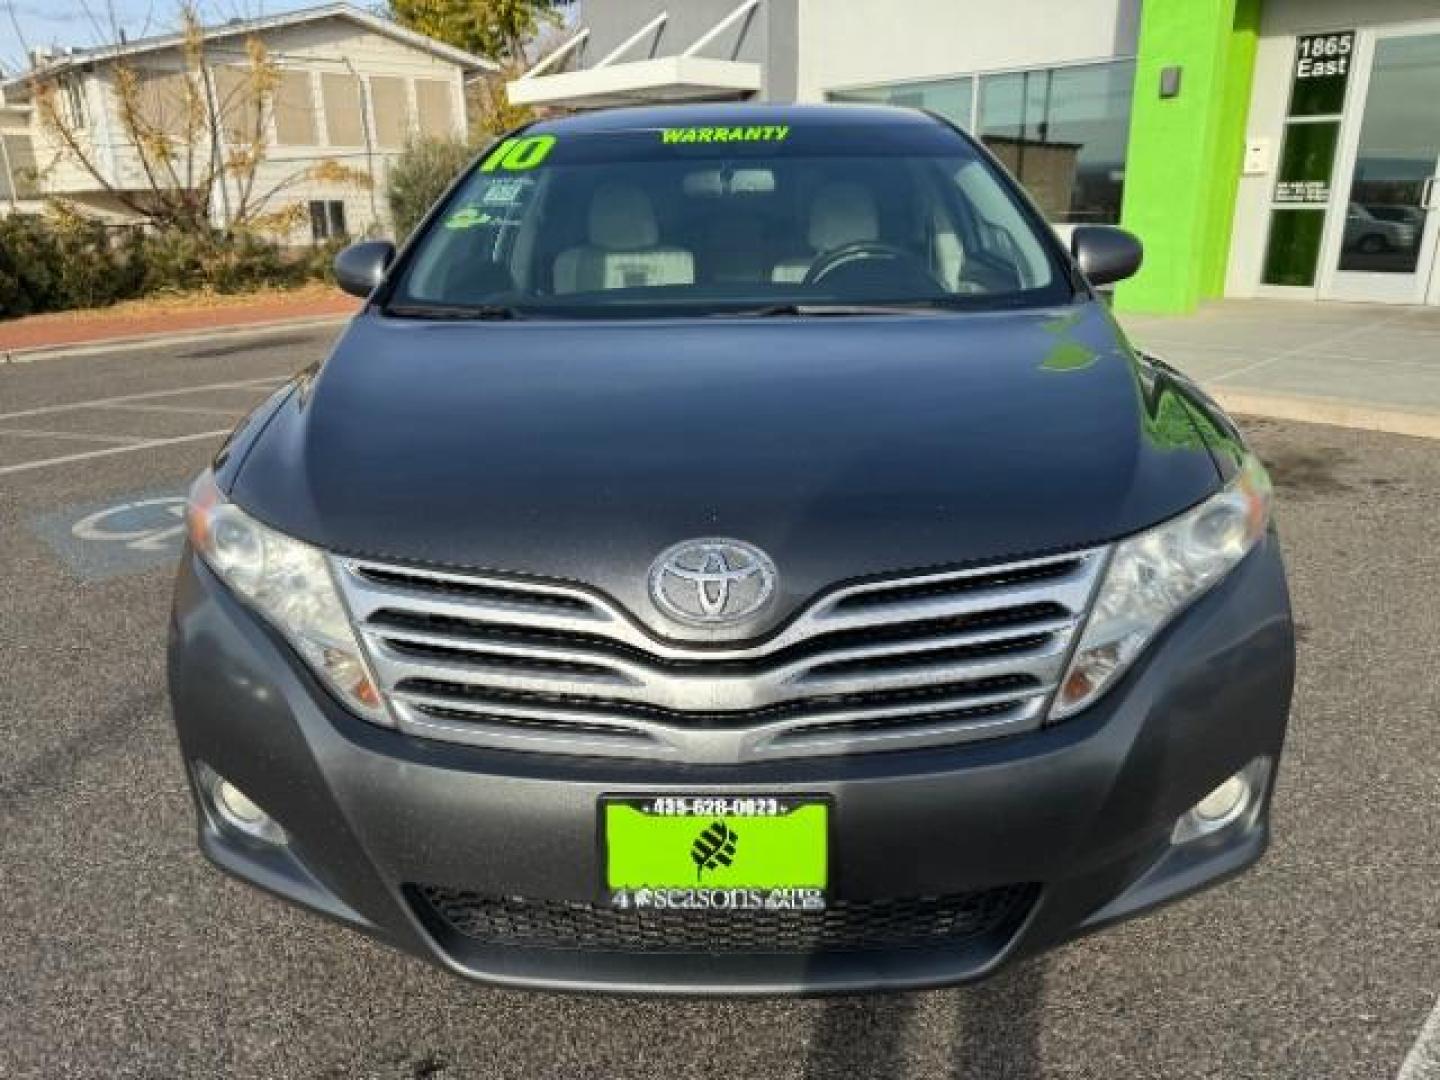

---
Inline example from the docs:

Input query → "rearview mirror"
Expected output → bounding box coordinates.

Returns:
[1070,226,1143,287]
[334,240,396,299]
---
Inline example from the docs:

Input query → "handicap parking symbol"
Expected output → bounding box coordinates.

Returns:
[31,487,190,581]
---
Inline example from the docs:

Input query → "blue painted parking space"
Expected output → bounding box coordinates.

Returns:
[29,486,189,581]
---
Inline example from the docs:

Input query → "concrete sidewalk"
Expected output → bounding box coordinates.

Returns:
[1120,300,1440,435]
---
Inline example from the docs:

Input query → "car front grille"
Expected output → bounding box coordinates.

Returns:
[409,883,1040,955]
[332,549,1104,762]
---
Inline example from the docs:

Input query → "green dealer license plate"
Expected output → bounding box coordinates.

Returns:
[602,795,829,912]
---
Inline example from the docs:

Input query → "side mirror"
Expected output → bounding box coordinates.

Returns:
[1070,226,1143,287]
[333,240,395,299]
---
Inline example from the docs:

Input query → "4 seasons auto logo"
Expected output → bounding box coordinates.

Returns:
[604,819,826,911]
[612,887,827,912]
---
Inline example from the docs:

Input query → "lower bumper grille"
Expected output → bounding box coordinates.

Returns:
[410,883,1039,955]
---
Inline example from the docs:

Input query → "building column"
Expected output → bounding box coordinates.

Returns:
[1115,0,1261,314]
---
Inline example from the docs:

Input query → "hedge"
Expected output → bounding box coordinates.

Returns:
[0,214,340,320]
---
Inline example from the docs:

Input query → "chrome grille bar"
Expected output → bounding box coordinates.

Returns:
[333,549,1105,762]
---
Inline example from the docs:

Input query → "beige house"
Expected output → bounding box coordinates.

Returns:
[0,4,494,241]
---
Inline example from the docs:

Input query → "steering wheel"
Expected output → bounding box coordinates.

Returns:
[802,241,944,291]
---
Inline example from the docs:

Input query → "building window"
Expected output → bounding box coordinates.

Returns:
[368,76,410,149]
[310,199,348,243]
[1334,32,1440,277]
[62,77,87,128]
[977,61,1135,224]
[1261,32,1355,287]
[134,69,186,138]
[828,59,1136,225]
[274,70,318,147]
[212,66,264,146]
[830,76,974,131]
[1262,208,1326,286]
[321,72,365,147]
[414,78,455,138]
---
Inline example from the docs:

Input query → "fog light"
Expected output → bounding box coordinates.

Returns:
[1196,777,1248,824]
[1172,759,1269,845]
[197,764,286,846]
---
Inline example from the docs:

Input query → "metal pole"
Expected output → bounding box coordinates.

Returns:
[520,29,590,79]
[343,57,380,233]
[595,12,668,68]
[201,65,233,229]
[682,0,760,58]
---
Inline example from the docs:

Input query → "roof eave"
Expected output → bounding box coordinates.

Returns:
[0,2,496,93]
[508,56,761,110]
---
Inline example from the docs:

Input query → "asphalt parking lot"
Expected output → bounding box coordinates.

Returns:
[1,327,1438,1079]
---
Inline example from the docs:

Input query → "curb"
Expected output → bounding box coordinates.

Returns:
[1206,387,1440,441]
[1,313,353,364]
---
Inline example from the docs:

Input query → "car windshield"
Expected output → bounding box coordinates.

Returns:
[387,114,1074,318]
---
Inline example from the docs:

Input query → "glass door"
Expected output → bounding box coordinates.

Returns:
[1322,27,1440,304]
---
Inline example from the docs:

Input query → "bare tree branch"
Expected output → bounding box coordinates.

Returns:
[20,0,372,241]
[31,82,157,219]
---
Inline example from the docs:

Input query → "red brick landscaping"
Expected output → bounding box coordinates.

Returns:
[0,283,359,354]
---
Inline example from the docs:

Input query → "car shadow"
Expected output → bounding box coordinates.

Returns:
[801,959,1046,1079]
[801,994,912,1079]
[947,959,1046,1078]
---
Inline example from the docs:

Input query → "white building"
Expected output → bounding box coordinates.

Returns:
[511,0,1440,313]
[0,3,493,241]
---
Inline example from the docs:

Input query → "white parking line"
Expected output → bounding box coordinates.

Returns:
[0,426,150,445]
[1398,994,1440,1079]
[0,429,230,477]
[99,402,250,417]
[0,376,282,424]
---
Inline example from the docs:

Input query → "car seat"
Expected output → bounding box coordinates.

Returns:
[772,181,880,284]
[553,183,695,293]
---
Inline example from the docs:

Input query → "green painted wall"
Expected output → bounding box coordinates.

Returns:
[1115,0,1261,313]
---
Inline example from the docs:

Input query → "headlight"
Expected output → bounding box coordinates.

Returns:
[1051,454,1273,720]
[186,471,390,725]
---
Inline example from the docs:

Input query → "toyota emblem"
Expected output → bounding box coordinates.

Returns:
[648,538,777,626]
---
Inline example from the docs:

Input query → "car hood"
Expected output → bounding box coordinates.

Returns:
[230,302,1223,641]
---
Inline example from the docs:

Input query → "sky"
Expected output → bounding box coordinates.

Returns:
[1,0,326,71]
[1,0,575,74]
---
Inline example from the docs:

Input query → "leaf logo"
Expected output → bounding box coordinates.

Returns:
[691,821,739,880]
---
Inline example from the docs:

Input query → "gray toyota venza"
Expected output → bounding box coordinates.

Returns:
[168,104,1295,995]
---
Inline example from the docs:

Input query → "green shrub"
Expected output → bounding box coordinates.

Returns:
[55,218,144,307]
[0,216,51,317]
[0,265,23,317]
[0,214,139,316]
[292,236,347,284]
[386,137,477,240]
[0,213,341,320]
[134,229,307,295]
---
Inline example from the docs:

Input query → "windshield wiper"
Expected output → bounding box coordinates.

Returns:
[383,302,524,321]
[711,302,953,318]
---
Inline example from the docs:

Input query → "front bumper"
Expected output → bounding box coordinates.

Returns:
[167,537,1294,995]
